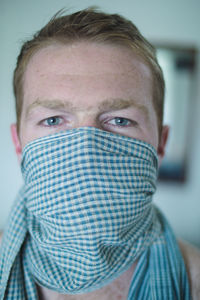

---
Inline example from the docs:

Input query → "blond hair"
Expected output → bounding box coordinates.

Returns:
[13,7,165,134]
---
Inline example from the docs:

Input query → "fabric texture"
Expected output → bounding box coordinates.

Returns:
[0,127,191,299]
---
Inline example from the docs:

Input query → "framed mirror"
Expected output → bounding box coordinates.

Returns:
[154,44,197,181]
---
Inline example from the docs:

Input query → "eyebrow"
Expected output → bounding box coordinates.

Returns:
[25,99,75,118]
[98,98,148,116]
[25,98,149,119]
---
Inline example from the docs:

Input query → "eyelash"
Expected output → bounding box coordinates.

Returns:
[39,116,138,129]
[40,116,64,127]
[106,117,134,127]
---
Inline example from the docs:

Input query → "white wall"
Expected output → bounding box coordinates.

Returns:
[0,0,200,247]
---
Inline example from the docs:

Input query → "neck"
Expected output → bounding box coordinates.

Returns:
[37,260,138,300]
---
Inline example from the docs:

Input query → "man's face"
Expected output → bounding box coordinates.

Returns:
[12,42,168,161]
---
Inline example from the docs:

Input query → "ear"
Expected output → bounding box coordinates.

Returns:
[10,124,22,163]
[157,125,170,167]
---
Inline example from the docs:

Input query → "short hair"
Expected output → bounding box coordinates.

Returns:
[13,7,165,135]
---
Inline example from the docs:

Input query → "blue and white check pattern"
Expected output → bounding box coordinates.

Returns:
[0,127,191,299]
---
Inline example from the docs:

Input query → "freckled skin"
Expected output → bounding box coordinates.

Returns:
[20,42,159,149]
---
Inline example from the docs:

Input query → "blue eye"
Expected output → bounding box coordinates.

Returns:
[111,117,131,126]
[44,116,62,126]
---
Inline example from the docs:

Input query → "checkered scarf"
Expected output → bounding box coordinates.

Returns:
[0,127,191,299]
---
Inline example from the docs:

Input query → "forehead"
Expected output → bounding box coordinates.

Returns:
[23,42,153,106]
[24,41,152,81]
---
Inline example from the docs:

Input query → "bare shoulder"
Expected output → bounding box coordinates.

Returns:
[179,239,200,300]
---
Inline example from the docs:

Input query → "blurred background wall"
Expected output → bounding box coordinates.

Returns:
[0,0,200,247]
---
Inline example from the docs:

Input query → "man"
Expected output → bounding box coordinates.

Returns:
[0,7,200,300]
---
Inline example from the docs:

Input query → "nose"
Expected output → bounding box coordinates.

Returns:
[77,120,101,130]
[75,113,102,130]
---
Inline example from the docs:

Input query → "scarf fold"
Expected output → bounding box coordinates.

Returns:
[127,209,191,299]
[0,127,191,299]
